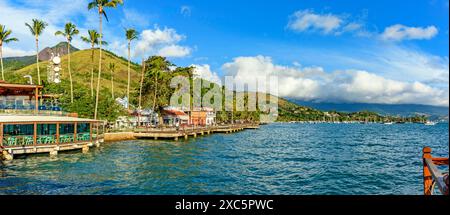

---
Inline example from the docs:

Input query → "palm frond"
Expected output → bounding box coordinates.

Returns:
[4,37,19,43]
[55,30,65,36]
[87,1,98,10]
[80,36,91,44]
[102,10,109,22]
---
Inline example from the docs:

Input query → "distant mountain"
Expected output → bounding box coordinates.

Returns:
[38,42,79,61]
[3,42,79,71]
[289,99,449,120]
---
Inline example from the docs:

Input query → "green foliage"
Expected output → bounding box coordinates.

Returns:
[43,80,124,121]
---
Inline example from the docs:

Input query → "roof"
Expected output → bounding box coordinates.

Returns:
[0,82,43,96]
[163,109,187,116]
[0,115,102,123]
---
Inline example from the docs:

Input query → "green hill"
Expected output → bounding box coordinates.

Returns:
[5,48,141,97]
[2,47,426,123]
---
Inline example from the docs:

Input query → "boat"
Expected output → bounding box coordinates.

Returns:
[424,121,437,126]
[383,122,394,125]
[0,82,105,161]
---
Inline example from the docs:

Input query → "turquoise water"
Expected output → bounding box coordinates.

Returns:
[1,123,448,195]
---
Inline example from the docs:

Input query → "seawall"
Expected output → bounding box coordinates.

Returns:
[104,132,136,142]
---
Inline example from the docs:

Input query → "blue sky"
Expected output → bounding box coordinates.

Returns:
[1,0,449,106]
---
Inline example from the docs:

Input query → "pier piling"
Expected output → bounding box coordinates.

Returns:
[82,146,89,153]
[1,150,13,161]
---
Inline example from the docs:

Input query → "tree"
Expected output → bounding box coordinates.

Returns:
[81,29,108,97]
[0,25,18,81]
[25,19,48,85]
[125,28,138,111]
[55,22,79,103]
[139,56,173,112]
[109,62,116,99]
[88,0,123,119]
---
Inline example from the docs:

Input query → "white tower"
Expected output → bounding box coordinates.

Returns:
[47,53,62,84]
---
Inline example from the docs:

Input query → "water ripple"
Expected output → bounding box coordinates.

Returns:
[0,123,448,195]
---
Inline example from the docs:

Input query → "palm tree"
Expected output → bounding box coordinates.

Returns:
[55,22,79,103]
[125,28,138,111]
[25,19,48,85]
[0,25,18,81]
[88,0,123,119]
[109,62,116,99]
[138,58,146,110]
[81,30,108,97]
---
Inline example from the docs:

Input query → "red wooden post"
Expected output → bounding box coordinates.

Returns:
[34,87,39,113]
[423,147,433,195]
[89,123,93,142]
[56,123,60,145]
[33,122,37,146]
[0,123,3,147]
[74,123,77,143]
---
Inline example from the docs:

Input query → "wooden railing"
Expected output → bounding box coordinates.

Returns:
[422,147,449,195]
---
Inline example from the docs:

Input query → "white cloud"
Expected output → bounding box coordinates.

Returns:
[288,10,343,34]
[2,47,35,57]
[134,26,191,58]
[191,64,221,85]
[180,6,192,17]
[381,24,438,41]
[287,9,370,36]
[0,0,91,57]
[222,55,449,107]
[157,45,191,58]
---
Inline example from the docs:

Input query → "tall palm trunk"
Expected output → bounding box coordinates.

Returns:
[1,45,4,81]
[90,45,94,97]
[68,41,74,103]
[94,11,103,119]
[127,41,131,111]
[111,69,114,99]
[152,74,158,112]
[138,59,145,109]
[35,38,40,85]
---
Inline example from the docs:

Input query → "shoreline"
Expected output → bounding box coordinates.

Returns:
[104,123,260,142]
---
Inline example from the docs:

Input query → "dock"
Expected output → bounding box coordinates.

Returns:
[422,147,449,195]
[133,123,260,141]
[0,115,105,161]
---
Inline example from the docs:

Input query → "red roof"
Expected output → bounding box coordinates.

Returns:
[163,109,187,116]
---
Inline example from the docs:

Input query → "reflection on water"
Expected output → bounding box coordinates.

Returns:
[1,123,448,195]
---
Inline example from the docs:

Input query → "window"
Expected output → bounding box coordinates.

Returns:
[59,124,75,134]
[3,124,34,136]
[37,124,57,135]
[77,123,90,134]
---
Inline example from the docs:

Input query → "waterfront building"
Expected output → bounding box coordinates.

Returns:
[114,109,159,129]
[162,107,189,126]
[190,107,216,126]
[0,82,105,160]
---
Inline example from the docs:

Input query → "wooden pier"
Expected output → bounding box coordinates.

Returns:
[134,123,260,141]
[422,147,449,195]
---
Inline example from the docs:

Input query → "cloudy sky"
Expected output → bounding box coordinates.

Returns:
[1,0,449,106]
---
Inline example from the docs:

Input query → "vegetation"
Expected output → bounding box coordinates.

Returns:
[1,0,430,124]
[109,62,116,99]
[25,19,48,85]
[0,24,19,81]
[88,0,124,119]
[125,28,138,110]
[55,22,80,103]
[81,29,108,97]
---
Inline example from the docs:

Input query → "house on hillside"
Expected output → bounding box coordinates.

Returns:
[162,107,189,126]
